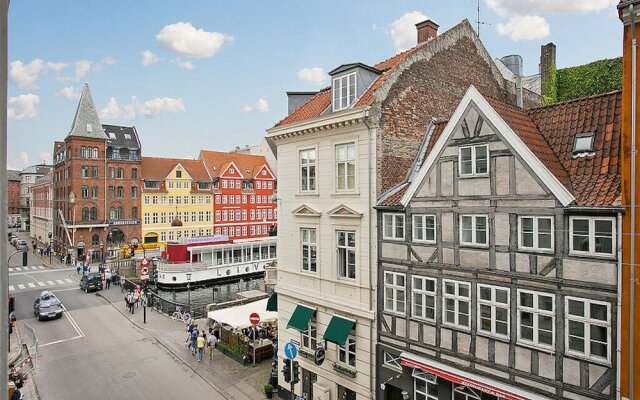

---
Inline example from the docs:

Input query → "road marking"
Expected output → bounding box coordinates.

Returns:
[37,282,45,287]
[56,280,65,284]
[8,268,13,272]
[30,266,38,270]
[15,267,22,271]
[39,335,84,348]
[17,284,25,290]
[64,279,73,283]
[9,285,14,291]
[27,283,36,288]
[37,265,45,270]
[47,281,55,286]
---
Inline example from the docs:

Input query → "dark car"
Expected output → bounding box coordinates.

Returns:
[80,273,103,293]
[33,291,63,321]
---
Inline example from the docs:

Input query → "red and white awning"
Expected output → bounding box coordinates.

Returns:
[400,352,552,400]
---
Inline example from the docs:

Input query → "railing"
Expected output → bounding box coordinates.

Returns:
[146,291,208,320]
[107,155,140,161]
[156,262,208,273]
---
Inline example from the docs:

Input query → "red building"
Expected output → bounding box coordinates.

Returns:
[199,150,277,241]
[7,169,20,226]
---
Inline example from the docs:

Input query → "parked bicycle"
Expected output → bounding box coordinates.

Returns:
[171,306,191,323]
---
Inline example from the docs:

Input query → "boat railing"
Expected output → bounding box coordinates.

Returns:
[156,262,209,273]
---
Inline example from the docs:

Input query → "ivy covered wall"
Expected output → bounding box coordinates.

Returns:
[547,57,622,104]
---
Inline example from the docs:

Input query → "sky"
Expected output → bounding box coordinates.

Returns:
[6,0,623,171]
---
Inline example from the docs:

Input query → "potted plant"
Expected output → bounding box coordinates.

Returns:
[264,383,274,399]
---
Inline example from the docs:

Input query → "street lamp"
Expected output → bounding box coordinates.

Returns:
[186,272,192,314]
[100,242,104,268]
[48,231,52,265]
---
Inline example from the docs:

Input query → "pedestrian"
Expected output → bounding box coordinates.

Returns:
[105,269,111,289]
[206,330,218,361]
[10,378,23,400]
[126,292,135,314]
[76,263,81,275]
[190,325,199,355]
[196,332,205,362]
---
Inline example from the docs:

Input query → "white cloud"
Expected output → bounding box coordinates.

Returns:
[38,152,51,164]
[497,15,550,41]
[46,62,67,73]
[20,152,29,165]
[155,22,235,58]
[242,98,269,113]
[99,97,120,119]
[137,97,185,118]
[122,101,137,119]
[92,57,116,72]
[55,86,81,100]
[141,50,161,66]
[172,58,195,69]
[9,59,47,88]
[390,11,428,52]
[485,0,617,17]
[8,94,39,120]
[296,67,326,87]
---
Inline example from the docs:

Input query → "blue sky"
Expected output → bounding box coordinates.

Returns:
[7,0,622,170]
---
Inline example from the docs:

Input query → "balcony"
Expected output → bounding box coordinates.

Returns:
[107,155,140,161]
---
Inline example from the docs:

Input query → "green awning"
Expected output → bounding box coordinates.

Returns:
[323,315,356,346]
[266,292,278,312]
[286,304,315,332]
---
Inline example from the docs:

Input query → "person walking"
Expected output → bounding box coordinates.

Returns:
[190,325,199,355]
[105,269,111,289]
[196,332,206,362]
[206,330,218,361]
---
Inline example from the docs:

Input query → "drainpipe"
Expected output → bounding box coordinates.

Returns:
[617,211,623,400]
[363,108,375,400]
[629,4,637,397]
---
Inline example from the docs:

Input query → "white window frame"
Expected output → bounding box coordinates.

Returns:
[335,142,356,191]
[517,289,555,349]
[299,148,316,193]
[442,280,471,330]
[383,213,405,241]
[413,214,436,243]
[569,216,616,257]
[414,372,438,400]
[412,276,437,322]
[336,230,356,280]
[565,297,611,363]
[301,320,317,351]
[518,216,554,252]
[338,334,356,367]
[459,144,489,177]
[382,352,402,371]
[332,72,356,111]
[301,228,317,273]
[477,284,510,339]
[384,271,406,315]
[459,214,488,247]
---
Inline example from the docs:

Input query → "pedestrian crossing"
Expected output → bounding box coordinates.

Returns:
[8,265,47,272]
[9,278,75,292]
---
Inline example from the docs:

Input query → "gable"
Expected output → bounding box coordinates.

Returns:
[292,205,321,217]
[327,204,362,218]
[170,163,193,181]
[254,165,275,180]
[220,161,241,178]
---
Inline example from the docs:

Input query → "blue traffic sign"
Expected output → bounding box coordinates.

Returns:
[283,341,298,360]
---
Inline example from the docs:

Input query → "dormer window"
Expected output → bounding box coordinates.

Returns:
[573,132,595,155]
[333,72,356,111]
[86,124,93,132]
[108,132,116,139]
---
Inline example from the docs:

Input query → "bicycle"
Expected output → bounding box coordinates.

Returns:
[171,306,191,323]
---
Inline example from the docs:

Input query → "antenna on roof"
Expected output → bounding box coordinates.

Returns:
[472,0,491,38]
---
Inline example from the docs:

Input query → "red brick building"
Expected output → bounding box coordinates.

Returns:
[52,84,142,262]
[199,150,277,240]
[7,169,20,226]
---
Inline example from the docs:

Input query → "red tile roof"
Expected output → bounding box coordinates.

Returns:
[142,157,210,182]
[199,150,272,179]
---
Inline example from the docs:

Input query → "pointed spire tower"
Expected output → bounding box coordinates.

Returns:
[67,83,108,139]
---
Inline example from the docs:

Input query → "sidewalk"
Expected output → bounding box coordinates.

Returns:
[97,287,275,400]
[13,230,66,269]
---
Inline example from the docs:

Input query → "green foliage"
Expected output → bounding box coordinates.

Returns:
[263,384,273,394]
[218,341,246,357]
[542,63,558,105]
[555,58,622,102]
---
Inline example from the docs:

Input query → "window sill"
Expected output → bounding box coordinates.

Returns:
[296,192,319,197]
[413,240,437,245]
[568,251,616,260]
[517,248,554,255]
[382,237,405,242]
[476,331,510,344]
[515,340,555,355]
[458,174,489,179]
[459,243,489,249]
[383,309,406,317]
[331,191,360,197]
[409,316,436,325]
[441,323,471,333]
[565,351,611,367]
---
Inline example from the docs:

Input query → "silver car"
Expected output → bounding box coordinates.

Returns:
[15,239,27,251]
[33,291,64,321]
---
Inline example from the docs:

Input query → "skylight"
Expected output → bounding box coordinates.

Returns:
[86,124,93,132]
[108,132,116,139]
[573,132,595,155]
[124,133,131,140]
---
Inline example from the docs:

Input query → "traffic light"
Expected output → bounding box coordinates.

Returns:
[291,361,300,385]
[22,251,27,266]
[282,358,291,383]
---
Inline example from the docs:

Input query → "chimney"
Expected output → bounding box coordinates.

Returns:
[416,20,439,44]
[501,54,524,108]
[539,42,557,99]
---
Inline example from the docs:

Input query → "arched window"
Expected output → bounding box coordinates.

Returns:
[117,168,124,179]
[131,206,138,219]
[92,147,99,159]
[82,207,89,221]
[90,207,98,221]
[109,207,118,220]
[80,147,86,158]
[91,234,100,245]
[117,206,123,219]
[109,167,115,178]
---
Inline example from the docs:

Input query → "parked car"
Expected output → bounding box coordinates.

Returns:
[33,291,63,321]
[80,273,103,293]
[15,239,27,251]
[9,236,18,246]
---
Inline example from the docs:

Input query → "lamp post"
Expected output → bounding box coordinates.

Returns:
[100,242,104,269]
[186,272,192,314]
[48,231,52,265]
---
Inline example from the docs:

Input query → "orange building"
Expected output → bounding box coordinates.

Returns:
[619,1,640,399]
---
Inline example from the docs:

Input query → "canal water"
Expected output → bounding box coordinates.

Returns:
[154,276,265,306]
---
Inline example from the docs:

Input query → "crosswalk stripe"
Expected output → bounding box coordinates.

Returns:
[9,285,14,291]
[37,282,45,287]
[38,266,45,270]
[17,284,25,290]
[30,266,38,270]
[64,279,73,283]
[8,268,13,272]
[56,280,65,284]
[27,283,35,288]
[15,267,22,271]
[47,281,54,286]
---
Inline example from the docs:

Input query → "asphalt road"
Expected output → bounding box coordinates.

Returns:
[7,239,227,400]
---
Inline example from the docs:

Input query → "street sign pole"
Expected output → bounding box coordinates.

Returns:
[249,312,260,366]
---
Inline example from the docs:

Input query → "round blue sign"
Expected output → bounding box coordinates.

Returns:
[283,342,298,360]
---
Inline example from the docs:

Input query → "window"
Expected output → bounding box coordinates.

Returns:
[144,180,159,189]
[301,321,317,350]
[160,232,166,242]
[517,290,555,348]
[152,212,158,224]
[215,195,221,204]
[242,210,247,220]
[460,215,488,246]
[478,285,510,338]
[144,213,150,224]
[333,72,356,111]
[415,372,438,400]
[161,212,166,224]
[338,334,356,367]
[459,145,488,176]
[566,297,610,361]
[81,186,89,199]
[443,280,470,330]
[199,211,204,222]
[206,211,211,222]
[168,196,174,205]
[222,180,228,189]
[168,181,174,189]
[453,387,481,400]
[131,168,138,179]
[519,216,553,251]
[176,170,182,178]
[570,217,616,256]
[90,207,97,221]
[229,211,234,221]
[117,167,124,179]
[91,166,98,178]
[81,166,89,178]
[383,352,402,371]
[80,146,86,158]
[573,132,595,154]
[82,207,90,221]
[336,143,356,191]
[412,276,436,321]
[131,187,138,198]
[215,211,221,222]
[384,272,406,314]
[109,167,115,178]
[108,186,115,198]
[230,180,235,189]
[268,181,273,189]
[117,186,124,198]
[413,215,436,243]
[92,234,99,245]
[236,195,241,204]
[222,211,227,221]
[383,213,405,240]
[336,231,356,279]
[337,385,356,400]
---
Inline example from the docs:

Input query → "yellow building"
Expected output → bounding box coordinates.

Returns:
[141,158,213,244]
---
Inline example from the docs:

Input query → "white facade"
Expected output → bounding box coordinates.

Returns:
[267,107,378,400]
[30,180,54,248]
